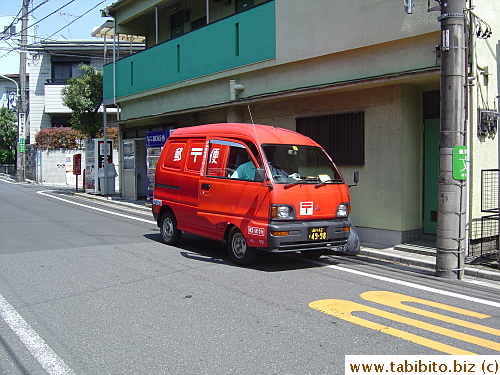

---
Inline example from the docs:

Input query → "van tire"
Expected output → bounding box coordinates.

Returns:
[227,227,257,266]
[160,211,182,245]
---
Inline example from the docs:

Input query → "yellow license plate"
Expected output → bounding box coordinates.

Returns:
[307,227,327,241]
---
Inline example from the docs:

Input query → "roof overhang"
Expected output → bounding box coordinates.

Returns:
[91,20,146,43]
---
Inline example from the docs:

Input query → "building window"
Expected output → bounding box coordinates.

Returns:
[236,0,254,13]
[49,60,89,84]
[296,112,365,166]
[3,25,16,35]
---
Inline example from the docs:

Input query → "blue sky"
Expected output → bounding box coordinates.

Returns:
[2,0,113,41]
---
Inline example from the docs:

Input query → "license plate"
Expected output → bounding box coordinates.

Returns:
[307,227,327,241]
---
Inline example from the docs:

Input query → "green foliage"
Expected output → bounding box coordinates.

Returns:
[35,127,85,149]
[0,150,14,164]
[96,126,119,149]
[61,64,103,138]
[0,107,17,151]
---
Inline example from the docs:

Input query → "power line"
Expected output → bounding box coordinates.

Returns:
[0,6,23,42]
[40,0,108,43]
[0,0,111,60]
[1,0,78,43]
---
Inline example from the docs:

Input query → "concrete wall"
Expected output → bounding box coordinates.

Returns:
[37,149,87,188]
[37,149,120,193]
[275,0,438,64]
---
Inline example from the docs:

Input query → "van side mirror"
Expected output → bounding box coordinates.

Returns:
[255,168,266,183]
[349,170,359,188]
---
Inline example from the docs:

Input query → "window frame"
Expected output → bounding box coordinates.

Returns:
[296,112,365,166]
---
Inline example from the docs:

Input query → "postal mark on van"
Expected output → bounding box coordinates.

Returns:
[152,123,356,266]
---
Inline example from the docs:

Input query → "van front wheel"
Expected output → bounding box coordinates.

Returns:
[227,227,257,266]
[160,211,182,245]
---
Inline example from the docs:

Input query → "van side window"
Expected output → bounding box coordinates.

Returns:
[206,140,258,181]
[228,147,256,181]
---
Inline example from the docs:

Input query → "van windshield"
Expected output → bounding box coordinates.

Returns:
[262,144,343,185]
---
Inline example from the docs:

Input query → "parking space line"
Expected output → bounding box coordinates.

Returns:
[0,292,76,375]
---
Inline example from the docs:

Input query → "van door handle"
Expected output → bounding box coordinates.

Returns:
[201,183,211,191]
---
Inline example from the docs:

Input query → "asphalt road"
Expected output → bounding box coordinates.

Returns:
[1,178,499,374]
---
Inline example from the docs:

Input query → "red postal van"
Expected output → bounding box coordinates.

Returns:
[152,123,356,265]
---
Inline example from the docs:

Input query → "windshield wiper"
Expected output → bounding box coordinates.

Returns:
[315,179,333,188]
[314,179,342,188]
[284,177,319,189]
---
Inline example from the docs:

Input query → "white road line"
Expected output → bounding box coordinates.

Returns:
[37,190,156,224]
[0,177,18,184]
[0,293,76,375]
[318,261,500,308]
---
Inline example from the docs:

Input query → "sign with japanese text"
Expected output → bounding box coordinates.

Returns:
[146,130,170,148]
[452,146,467,180]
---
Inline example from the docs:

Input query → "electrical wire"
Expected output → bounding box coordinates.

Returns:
[0,6,23,42]
[0,0,109,60]
[40,0,108,43]
[2,0,79,44]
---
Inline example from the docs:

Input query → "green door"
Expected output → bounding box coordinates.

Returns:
[171,11,184,38]
[423,118,439,235]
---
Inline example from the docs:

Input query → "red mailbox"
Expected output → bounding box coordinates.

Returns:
[73,154,82,176]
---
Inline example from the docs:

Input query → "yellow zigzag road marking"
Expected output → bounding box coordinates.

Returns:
[310,291,500,355]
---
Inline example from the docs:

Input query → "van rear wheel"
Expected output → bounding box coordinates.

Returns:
[227,227,257,266]
[160,211,182,245]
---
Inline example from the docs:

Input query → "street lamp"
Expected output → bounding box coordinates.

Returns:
[1,74,25,179]
[0,74,19,105]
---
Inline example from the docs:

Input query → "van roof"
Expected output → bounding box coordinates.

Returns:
[169,123,318,146]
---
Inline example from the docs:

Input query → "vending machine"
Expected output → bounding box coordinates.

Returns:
[85,138,113,194]
[145,130,170,201]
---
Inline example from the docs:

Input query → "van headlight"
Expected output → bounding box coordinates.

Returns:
[337,203,350,217]
[271,205,296,220]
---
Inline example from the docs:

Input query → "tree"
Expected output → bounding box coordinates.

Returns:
[0,107,17,163]
[61,64,103,138]
[35,127,84,149]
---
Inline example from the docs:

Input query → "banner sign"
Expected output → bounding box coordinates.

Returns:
[146,130,169,148]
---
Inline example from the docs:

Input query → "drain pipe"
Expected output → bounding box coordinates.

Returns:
[230,80,245,101]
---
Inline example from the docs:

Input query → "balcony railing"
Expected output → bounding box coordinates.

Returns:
[103,0,275,101]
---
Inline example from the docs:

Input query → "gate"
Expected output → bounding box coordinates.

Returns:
[25,144,37,182]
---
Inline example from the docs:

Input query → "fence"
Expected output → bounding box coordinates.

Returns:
[0,164,15,174]
[477,170,499,266]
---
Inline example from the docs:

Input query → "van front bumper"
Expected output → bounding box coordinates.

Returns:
[265,218,350,252]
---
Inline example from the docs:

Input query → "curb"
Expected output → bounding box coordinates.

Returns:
[73,192,151,211]
[360,247,500,282]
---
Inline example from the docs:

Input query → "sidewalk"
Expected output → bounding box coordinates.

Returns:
[360,245,500,282]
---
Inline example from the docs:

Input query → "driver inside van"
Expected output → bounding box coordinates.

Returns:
[230,160,257,180]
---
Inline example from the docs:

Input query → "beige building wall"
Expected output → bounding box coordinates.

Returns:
[466,1,500,243]
[219,83,427,240]
[108,0,499,247]
[275,0,438,63]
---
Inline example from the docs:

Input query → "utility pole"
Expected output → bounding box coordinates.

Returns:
[17,0,29,182]
[435,0,467,278]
